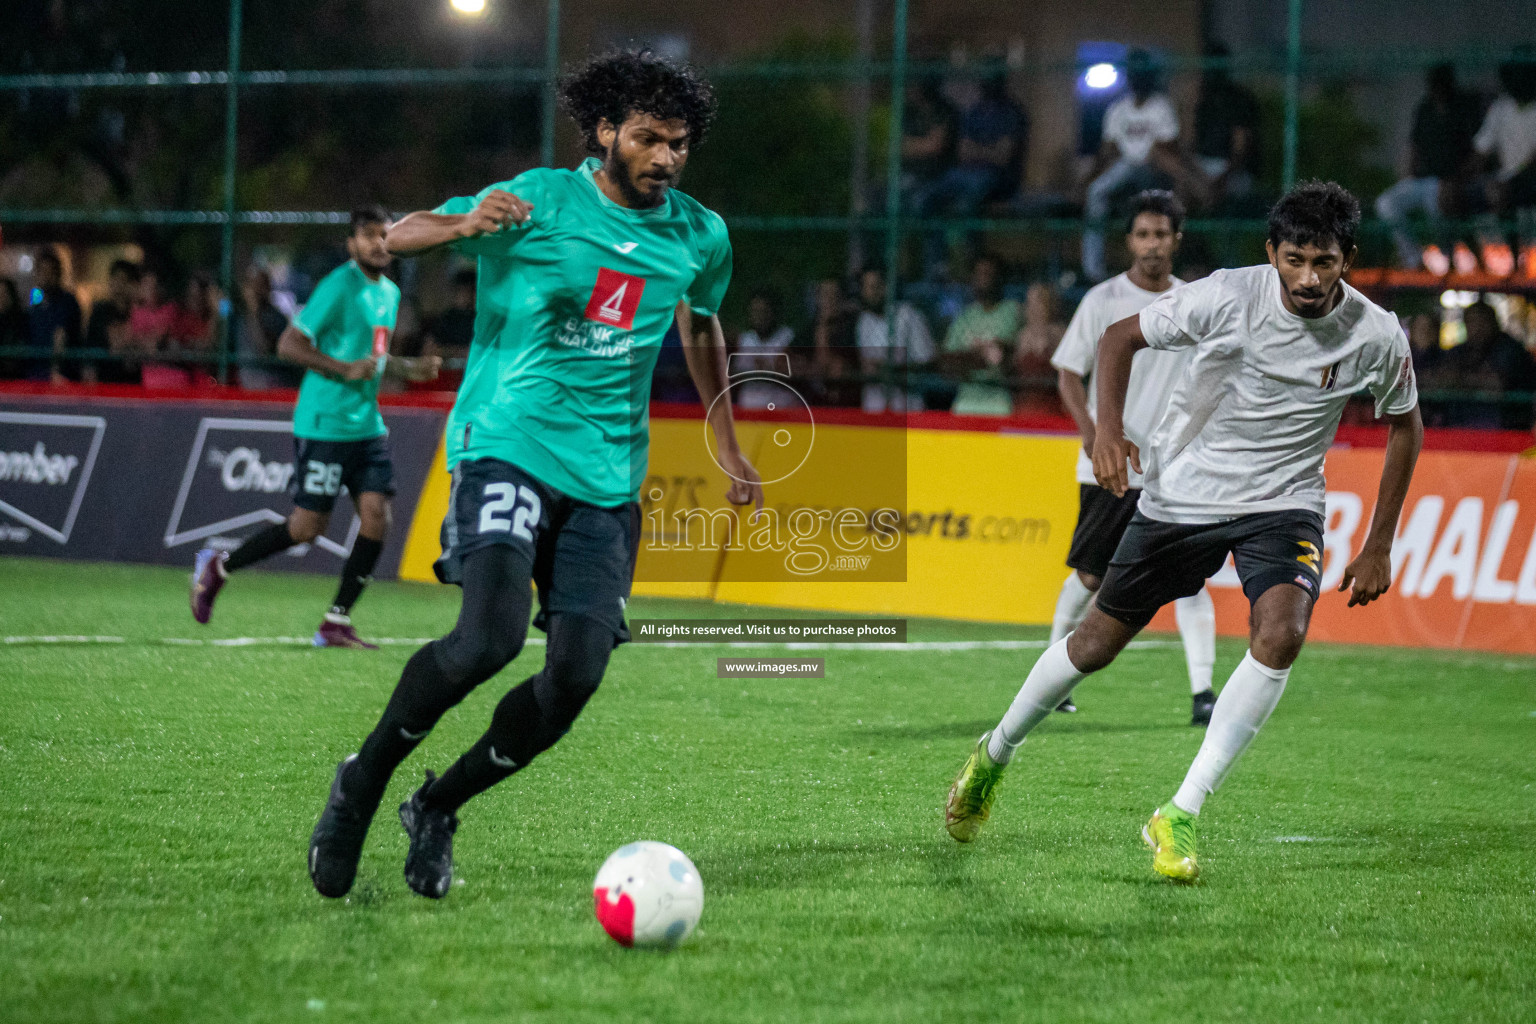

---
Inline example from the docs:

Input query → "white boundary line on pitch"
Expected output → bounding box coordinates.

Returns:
[2,635,1180,651]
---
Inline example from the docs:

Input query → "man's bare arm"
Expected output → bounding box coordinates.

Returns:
[1338,405,1424,607]
[1089,314,1149,497]
[276,325,375,382]
[385,190,534,256]
[1057,367,1095,455]
[677,303,764,514]
[382,353,443,383]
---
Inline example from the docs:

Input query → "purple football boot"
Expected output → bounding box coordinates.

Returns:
[313,615,379,650]
[190,548,227,624]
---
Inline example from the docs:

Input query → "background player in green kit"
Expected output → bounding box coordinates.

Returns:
[190,207,441,648]
[307,50,764,900]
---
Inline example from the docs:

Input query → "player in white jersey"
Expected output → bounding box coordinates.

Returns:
[946,182,1423,881]
[1048,191,1217,723]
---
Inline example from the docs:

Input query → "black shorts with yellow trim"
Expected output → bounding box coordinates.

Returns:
[1094,508,1326,630]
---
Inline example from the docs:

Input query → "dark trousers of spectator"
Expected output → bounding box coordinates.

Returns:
[913,165,1006,278]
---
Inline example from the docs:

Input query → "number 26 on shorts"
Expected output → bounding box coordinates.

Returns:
[479,483,541,542]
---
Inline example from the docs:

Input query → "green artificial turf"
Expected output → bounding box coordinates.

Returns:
[1,557,1533,1023]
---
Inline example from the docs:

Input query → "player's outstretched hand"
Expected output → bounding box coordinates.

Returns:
[1338,548,1392,607]
[411,355,443,382]
[343,358,378,381]
[461,190,533,238]
[1091,431,1131,498]
[719,449,765,521]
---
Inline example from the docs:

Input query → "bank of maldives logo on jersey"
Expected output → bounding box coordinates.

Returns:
[583,268,646,332]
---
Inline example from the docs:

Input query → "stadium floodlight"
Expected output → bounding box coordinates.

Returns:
[450,0,487,14]
[1083,63,1119,90]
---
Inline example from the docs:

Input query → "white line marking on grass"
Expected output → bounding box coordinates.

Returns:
[3,635,1180,652]
[1273,836,1329,843]
[4,635,125,644]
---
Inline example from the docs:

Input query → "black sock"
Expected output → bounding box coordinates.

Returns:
[422,612,612,814]
[330,535,383,616]
[341,546,533,810]
[224,522,297,572]
[422,676,542,813]
[345,642,453,808]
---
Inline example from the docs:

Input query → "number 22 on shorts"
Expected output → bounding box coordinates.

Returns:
[479,483,541,541]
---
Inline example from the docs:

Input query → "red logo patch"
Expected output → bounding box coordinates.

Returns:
[583,268,646,331]
[372,325,390,358]
[593,886,636,946]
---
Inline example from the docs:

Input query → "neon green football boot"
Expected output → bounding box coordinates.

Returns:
[944,732,1007,842]
[1142,803,1200,882]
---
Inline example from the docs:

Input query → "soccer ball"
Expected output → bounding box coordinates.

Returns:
[592,841,703,949]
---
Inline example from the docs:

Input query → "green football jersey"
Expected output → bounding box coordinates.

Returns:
[433,157,732,506]
[290,261,399,441]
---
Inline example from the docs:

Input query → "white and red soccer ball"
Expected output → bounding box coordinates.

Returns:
[593,841,703,949]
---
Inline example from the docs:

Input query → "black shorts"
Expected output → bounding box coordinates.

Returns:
[1065,483,1142,579]
[1095,509,1326,630]
[292,435,395,513]
[436,458,641,644]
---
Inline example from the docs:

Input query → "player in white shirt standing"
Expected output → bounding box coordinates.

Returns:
[1048,190,1217,724]
[945,182,1423,882]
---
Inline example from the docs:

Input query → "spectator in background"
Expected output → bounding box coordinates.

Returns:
[1425,301,1535,428]
[237,266,297,390]
[167,271,219,387]
[733,289,796,411]
[422,268,477,366]
[130,269,180,388]
[1474,58,1536,270]
[900,81,957,210]
[914,74,1027,278]
[939,254,1018,416]
[809,276,859,407]
[83,259,142,384]
[855,266,934,413]
[27,250,82,383]
[1081,51,1180,281]
[1193,43,1262,212]
[1013,282,1066,408]
[1375,64,1482,269]
[0,279,29,379]
[1465,301,1536,428]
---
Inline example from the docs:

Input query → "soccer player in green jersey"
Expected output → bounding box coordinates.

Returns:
[190,207,441,648]
[308,50,764,899]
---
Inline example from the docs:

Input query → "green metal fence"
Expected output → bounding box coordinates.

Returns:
[1,0,1533,419]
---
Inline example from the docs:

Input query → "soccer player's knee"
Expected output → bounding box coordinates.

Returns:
[288,512,326,544]
[541,615,612,720]
[437,623,525,684]
[1250,611,1308,668]
[1077,570,1102,592]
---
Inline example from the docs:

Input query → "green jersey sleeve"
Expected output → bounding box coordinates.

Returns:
[432,172,546,258]
[685,214,733,317]
[292,269,344,345]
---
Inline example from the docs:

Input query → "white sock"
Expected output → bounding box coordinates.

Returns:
[1172,652,1289,814]
[987,638,1087,764]
[1049,573,1096,645]
[1173,589,1216,694]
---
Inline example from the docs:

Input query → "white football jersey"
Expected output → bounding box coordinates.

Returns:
[1137,264,1418,524]
[1051,272,1188,487]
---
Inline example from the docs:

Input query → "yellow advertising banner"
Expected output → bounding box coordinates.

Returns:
[402,414,1083,625]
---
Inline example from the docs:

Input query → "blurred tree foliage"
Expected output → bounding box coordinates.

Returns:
[684,34,859,329]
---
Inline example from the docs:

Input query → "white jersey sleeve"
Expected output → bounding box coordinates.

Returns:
[1050,288,1108,377]
[1368,329,1419,417]
[1139,271,1239,352]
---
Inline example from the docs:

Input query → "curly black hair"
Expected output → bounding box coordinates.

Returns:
[559,48,717,155]
[1124,189,1185,235]
[1267,180,1360,254]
